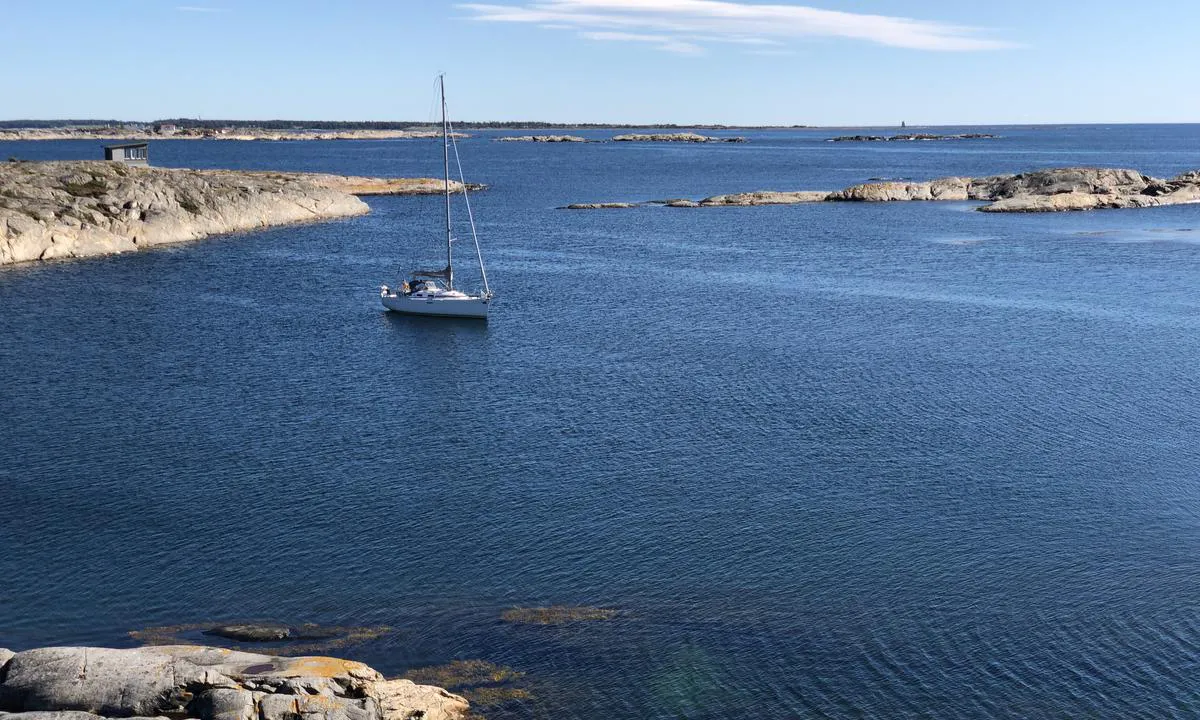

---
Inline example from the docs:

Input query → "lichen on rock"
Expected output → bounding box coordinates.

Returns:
[0,646,467,720]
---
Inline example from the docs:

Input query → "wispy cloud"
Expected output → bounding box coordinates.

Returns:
[581,30,702,54]
[459,0,1014,54]
[176,5,227,12]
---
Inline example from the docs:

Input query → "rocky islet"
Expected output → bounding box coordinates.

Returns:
[562,167,1200,213]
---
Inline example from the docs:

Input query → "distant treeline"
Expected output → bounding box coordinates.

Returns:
[2,118,809,130]
[0,120,132,128]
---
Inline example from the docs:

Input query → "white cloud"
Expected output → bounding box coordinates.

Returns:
[581,30,703,54]
[459,0,1014,53]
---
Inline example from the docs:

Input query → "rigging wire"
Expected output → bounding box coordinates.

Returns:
[445,108,491,298]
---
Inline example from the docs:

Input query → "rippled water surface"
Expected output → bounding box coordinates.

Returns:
[4,126,1200,718]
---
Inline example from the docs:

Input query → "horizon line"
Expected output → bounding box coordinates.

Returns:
[4,119,1200,129]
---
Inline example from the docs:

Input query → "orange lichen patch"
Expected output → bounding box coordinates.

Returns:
[128,623,210,645]
[262,656,378,679]
[499,605,619,625]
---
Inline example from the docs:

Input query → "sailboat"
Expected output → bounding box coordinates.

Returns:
[381,75,493,319]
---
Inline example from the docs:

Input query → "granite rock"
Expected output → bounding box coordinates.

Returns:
[611,133,745,143]
[0,646,466,720]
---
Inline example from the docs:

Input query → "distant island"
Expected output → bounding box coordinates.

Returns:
[612,132,747,143]
[496,133,747,143]
[497,135,590,142]
[0,118,811,131]
[827,133,1000,142]
[0,126,462,142]
[562,167,1200,213]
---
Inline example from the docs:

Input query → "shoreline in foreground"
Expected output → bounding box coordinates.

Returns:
[0,644,468,720]
[0,161,476,265]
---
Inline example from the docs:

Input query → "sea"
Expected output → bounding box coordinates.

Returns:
[3,125,1200,719]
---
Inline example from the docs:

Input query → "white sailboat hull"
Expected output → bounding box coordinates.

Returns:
[381,292,490,319]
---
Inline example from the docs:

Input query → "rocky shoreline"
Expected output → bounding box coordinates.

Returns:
[0,128,461,142]
[0,645,467,720]
[561,167,1200,213]
[0,161,476,265]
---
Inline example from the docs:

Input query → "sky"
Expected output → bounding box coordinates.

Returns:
[2,0,1198,125]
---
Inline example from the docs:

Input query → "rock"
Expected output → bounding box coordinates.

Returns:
[1,649,14,671]
[496,135,587,143]
[698,190,830,206]
[826,177,969,202]
[979,192,1104,213]
[611,133,745,143]
[0,162,376,265]
[560,202,639,210]
[366,680,469,720]
[0,646,466,720]
[974,167,1150,200]
[827,133,998,142]
[191,689,256,720]
[556,166,1200,215]
[0,713,162,720]
[500,606,619,624]
[0,647,233,716]
[274,173,482,196]
[203,625,291,643]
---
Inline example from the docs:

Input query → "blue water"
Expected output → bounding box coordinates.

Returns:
[4,126,1200,719]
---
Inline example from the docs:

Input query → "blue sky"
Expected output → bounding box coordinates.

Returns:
[3,0,1198,125]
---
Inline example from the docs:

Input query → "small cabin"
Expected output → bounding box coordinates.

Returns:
[104,142,148,166]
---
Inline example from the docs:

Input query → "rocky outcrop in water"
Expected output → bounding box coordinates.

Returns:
[825,176,972,202]
[563,167,1200,213]
[697,190,831,206]
[497,135,588,143]
[561,202,640,209]
[0,162,477,265]
[276,173,482,196]
[0,646,468,720]
[828,167,1200,212]
[827,133,998,142]
[611,133,746,143]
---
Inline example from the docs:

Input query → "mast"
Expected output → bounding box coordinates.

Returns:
[441,74,454,290]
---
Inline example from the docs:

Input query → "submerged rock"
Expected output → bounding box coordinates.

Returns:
[0,646,466,720]
[203,625,293,642]
[402,660,530,716]
[500,605,620,624]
